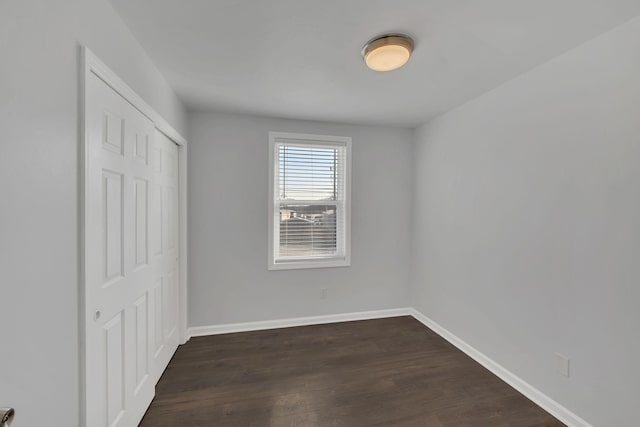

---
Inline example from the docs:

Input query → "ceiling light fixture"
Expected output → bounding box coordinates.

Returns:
[362,34,414,72]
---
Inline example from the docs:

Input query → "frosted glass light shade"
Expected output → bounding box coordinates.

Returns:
[362,34,414,72]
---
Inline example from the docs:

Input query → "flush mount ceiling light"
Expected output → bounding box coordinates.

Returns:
[362,33,414,72]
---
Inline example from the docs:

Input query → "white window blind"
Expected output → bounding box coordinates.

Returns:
[268,132,351,270]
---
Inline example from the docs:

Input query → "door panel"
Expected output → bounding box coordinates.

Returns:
[152,278,165,359]
[103,170,124,284]
[102,110,125,155]
[104,312,125,427]
[85,73,162,427]
[134,293,149,392]
[151,183,163,257]
[150,131,181,381]
[134,178,148,269]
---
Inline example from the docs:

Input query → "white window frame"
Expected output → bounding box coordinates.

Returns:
[268,132,352,270]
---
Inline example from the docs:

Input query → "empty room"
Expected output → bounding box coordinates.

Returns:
[2,1,640,426]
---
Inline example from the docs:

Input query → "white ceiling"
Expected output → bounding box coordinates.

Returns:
[109,0,640,127]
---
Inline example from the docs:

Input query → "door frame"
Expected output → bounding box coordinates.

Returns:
[79,46,189,426]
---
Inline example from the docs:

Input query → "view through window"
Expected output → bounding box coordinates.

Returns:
[269,133,350,269]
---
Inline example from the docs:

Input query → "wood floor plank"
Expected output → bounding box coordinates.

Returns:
[140,316,565,427]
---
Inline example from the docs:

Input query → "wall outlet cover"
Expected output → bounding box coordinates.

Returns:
[555,353,570,378]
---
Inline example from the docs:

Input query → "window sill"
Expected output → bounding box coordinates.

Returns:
[268,258,351,271]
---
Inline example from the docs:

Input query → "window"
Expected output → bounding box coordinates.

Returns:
[268,132,351,270]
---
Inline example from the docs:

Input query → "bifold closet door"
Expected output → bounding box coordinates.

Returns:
[149,131,180,381]
[84,73,180,427]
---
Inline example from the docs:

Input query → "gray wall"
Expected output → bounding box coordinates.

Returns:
[411,16,640,426]
[188,112,413,327]
[0,1,187,426]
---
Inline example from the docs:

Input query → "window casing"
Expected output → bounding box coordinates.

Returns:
[268,132,351,270]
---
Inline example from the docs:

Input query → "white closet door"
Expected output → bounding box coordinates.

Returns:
[85,73,156,427]
[149,131,181,381]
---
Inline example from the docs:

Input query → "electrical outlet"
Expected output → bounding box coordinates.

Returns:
[555,353,570,378]
[320,288,328,300]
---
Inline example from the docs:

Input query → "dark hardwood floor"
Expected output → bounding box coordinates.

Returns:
[140,316,565,427]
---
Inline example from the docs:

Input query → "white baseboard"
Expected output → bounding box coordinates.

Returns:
[408,308,593,427]
[187,307,411,338]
